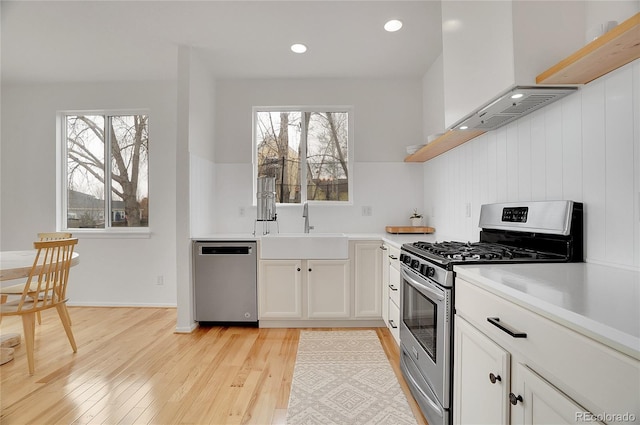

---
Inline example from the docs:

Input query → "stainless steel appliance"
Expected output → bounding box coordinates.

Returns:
[255,177,278,235]
[399,200,583,425]
[193,241,258,325]
[256,177,277,222]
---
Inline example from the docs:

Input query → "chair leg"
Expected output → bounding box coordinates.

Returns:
[21,313,36,375]
[37,311,42,325]
[56,304,77,353]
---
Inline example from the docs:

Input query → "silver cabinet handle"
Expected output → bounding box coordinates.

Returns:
[487,317,527,338]
[388,284,398,291]
[389,320,398,329]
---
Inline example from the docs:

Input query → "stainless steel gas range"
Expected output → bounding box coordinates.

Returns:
[399,200,583,425]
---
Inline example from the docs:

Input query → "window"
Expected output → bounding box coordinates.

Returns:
[254,108,352,204]
[61,112,149,231]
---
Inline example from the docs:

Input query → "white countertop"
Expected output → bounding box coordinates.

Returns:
[454,263,640,360]
[191,232,436,248]
[192,234,258,241]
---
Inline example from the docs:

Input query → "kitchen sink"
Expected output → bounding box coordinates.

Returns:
[260,233,349,259]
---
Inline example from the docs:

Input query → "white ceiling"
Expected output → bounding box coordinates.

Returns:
[1,0,443,83]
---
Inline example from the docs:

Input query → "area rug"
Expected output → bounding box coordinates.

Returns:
[285,330,418,425]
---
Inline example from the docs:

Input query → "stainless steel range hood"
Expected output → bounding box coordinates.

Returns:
[450,86,578,132]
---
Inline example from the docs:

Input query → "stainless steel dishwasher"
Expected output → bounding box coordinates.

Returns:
[193,241,258,325]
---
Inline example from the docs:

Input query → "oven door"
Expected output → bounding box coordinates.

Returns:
[400,265,451,409]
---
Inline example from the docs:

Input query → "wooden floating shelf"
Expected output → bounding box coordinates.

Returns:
[537,13,640,85]
[385,226,435,234]
[404,129,486,163]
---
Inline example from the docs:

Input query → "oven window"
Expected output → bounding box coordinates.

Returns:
[403,280,437,362]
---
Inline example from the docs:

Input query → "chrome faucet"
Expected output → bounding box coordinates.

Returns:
[302,202,314,233]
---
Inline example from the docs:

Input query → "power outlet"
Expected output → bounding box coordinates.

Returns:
[239,206,245,217]
[465,203,472,218]
[362,206,373,216]
[156,275,164,286]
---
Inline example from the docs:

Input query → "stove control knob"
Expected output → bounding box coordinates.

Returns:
[426,266,436,278]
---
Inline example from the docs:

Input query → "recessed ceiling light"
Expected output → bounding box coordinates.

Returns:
[384,19,403,32]
[511,93,524,99]
[291,43,307,54]
[459,125,469,130]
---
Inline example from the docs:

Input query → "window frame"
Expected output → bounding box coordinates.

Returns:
[57,109,151,238]
[252,105,354,207]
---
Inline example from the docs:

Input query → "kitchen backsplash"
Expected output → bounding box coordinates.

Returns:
[423,60,639,270]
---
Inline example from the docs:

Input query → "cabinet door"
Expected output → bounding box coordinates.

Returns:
[353,242,382,317]
[258,260,302,319]
[511,363,605,425]
[454,316,510,425]
[307,260,350,318]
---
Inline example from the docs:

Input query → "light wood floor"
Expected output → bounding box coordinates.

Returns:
[1,307,428,425]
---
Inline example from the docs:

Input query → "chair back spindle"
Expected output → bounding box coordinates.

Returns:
[18,239,77,314]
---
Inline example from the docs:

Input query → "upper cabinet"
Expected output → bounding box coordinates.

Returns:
[441,0,585,130]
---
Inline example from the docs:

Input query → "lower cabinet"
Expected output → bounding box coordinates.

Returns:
[258,260,302,319]
[353,242,382,318]
[258,240,384,325]
[307,260,350,318]
[455,316,600,425]
[259,259,349,320]
[383,244,401,345]
[513,362,599,425]
[454,277,639,425]
[454,316,510,425]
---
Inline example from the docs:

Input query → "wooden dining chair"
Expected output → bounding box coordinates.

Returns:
[0,238,78,375]
[1,232,73,324]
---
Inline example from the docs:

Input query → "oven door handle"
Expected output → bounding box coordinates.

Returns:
[401,268,445,301]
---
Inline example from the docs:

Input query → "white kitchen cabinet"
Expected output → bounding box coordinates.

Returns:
[454,277,640,424]
[441,0,585,128]
[258,260,302,319]
[353,241,381,318]
[381,244,390,324]
[259,259,349,320]
[380,243,401,345]
[307,259,350,319]
[512,363,604,425]
[454,316,510,425]
[455,315,604,425]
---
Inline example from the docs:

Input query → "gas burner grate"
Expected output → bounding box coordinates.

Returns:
[410,241,559,262]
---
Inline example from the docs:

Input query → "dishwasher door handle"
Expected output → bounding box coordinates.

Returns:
[199,246,253,255]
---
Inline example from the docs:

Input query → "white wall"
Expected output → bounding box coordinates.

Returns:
[213,162,424,234]
[0,81,179,305]
[208,78,426,234]
[187,49,217,238]
[215,78,423,163]
[423,60,640,270]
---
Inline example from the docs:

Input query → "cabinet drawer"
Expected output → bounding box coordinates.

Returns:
[388,266,400,307]
[456,278,640,420]
[388,298,400,345]
[388,245,400,270]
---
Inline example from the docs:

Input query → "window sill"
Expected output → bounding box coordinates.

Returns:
[62,228,152,239]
